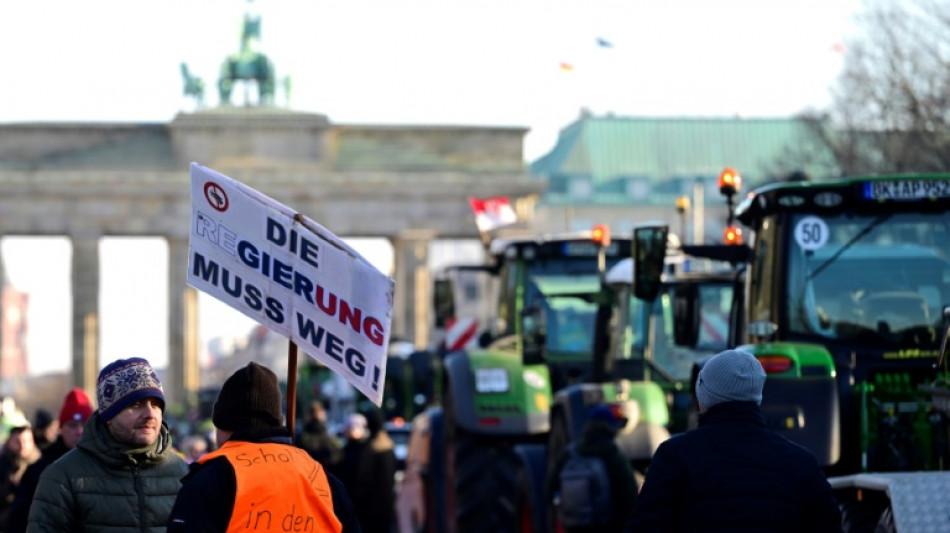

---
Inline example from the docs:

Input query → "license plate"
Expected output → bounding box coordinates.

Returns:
[562,242,619,256]
[865,179,950,200]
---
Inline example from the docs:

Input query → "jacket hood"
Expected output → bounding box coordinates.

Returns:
[78,411,176,468]
[576,421,619,455]
[697,400,766,428]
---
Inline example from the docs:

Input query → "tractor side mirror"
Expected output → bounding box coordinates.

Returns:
[521,305,547,365]
[673,284,700,347]
[433,279,455,329]
[633,224,669,302]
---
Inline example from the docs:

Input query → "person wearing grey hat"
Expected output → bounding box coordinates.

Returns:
[624,350,843,532]
[167,362,361,533]
[27,357,188,533]
[695,348,767,410]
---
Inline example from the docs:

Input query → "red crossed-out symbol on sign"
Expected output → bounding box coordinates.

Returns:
[204,182,229,212]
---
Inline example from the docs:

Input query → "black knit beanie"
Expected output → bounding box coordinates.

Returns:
[364,406,385,437]
[212,362,284,431]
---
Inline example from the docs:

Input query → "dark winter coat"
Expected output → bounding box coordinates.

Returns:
[6,437,70,533]
[545,420,639,533]
[332,437,365,495]
[26,412,188,533]
[297,419,343,468]
[346,429,396,533]
[0,438,40,531]
[623,401,842,533]
[166,427,361,533]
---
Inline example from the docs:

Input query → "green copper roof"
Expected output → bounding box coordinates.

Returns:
[531,115,840,187]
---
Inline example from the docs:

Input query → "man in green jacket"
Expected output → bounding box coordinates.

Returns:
[26,357,188,533]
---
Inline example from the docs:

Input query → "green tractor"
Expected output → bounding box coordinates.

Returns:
[604,244,743,435]
[512,224,746,532]
[683,170,950,531]
[418,227,633,533]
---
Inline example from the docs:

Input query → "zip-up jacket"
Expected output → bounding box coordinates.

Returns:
[26,412,188,533]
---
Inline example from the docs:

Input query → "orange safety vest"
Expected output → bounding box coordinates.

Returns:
[199,440,343,533]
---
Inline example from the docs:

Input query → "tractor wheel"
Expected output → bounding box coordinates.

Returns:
[874,507,896,533]
[840,498,884,533]
[514,461,533,533]
[425,409,448,533]
[443,382,520,533]
[546,411,569,474]
[546,412,569,532]
[455,435,520,532]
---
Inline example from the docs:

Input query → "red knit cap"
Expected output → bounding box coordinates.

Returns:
[59,387,94,426]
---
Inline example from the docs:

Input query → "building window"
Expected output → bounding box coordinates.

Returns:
[626,178,651,200]
[462,279,479,301]
[569,177,593,200]
[548,176,569,194]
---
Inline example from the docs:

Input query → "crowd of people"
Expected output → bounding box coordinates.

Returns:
[0,349,844,533]
[0,357,399,533]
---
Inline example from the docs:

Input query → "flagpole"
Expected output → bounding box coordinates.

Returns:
[285,212,305,440]
[478,228,491,252]
[287,341,298,440]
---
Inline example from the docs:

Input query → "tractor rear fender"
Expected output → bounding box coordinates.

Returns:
[615,381,671,463]
[444,352,480,431]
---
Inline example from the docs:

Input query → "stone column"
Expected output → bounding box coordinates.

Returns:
[70,234,100,395]
[0,247,6,398]
[391,230,435,350]
[167,237,192,412]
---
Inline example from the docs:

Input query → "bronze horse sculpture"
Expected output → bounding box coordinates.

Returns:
[218,13,276,105]
[180,63,206,108]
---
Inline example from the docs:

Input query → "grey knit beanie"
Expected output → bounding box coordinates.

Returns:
[696,350,766,409]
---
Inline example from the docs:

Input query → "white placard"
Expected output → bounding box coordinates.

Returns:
[187,163,393,406]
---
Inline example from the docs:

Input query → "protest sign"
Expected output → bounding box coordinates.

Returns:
[187,163,393,406]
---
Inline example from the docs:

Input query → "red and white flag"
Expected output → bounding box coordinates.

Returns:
[469,196,517,233]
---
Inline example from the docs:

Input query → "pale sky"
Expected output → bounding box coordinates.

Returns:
[0,0,863,376]
[2,0,862,160]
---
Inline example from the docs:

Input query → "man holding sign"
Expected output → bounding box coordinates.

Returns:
[168,362,360,533]
[187,163,394,407]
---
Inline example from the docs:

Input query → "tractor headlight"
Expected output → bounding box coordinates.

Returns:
[475,368,509,393]
[523,369,546,389]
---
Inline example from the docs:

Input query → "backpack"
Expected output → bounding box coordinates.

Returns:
[556,444,612,528]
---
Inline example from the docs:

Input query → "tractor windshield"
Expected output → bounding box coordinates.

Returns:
[528,274,601,357]
[619,280,734,382]
[653,282,734,381]
[786,211,950,349]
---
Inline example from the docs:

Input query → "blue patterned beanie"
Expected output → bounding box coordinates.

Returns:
[97,358,165,422]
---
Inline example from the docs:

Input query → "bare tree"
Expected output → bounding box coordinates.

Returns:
[808,0,950,174]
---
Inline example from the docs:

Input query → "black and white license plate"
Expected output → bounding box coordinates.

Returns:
[865,179,950,200]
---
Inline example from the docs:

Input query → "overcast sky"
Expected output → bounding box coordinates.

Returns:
[0,0,863,376]
[2,0,862,160]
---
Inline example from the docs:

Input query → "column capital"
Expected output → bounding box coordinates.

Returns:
[395,229,438,242]
[67,228,102,242]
